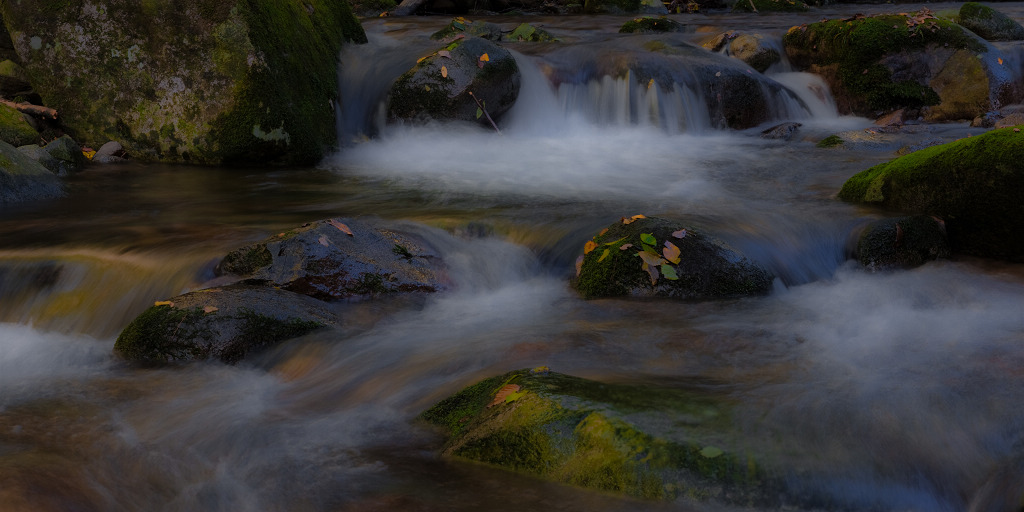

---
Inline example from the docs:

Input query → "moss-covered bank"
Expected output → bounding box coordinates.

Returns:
[838,127,1024,261]
[0,0,366,165]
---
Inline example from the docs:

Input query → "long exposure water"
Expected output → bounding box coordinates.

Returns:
[2,5,1024,511]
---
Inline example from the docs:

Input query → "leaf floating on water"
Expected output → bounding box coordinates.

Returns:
[597,248,610,262]
[700,445,723,458]
[620,243,633,251]
[154,300,174,307]
[575,255,584,277]
[661,264,679,280]
[672,229,688,239]
[441,65,448,78]
[584,240,598,254]
[488,384,522,407]
[328,219,354,236]
[621,214,646,225]
[640,233,657,246]
[203,306,219,313]
[663,241,681,264]
[318,235,330,247]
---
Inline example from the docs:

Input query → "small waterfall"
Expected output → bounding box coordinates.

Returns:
[770,71,839,119]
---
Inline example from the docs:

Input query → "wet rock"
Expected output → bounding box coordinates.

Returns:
[0,60,33,99]
[760,121,800,140]
[0,102,37,147]
[784,10,1020,121]
[838,126,1024,262]
[618,16,688,34]
[431,17,504,41]
[216,217,448,301]
[0,141,65,204]
[732,0,807,13]
[2,0,366,165]
[92,141,127,164]
[572,216,773,300]
[728,34,780,72]
[700,31,737,52]
[19,135,87,176]
[993,112,1024,129]
[113,284,338,365]
[423,368,781,504]
[388,37,520,126]
[958,2,1024,42]
[506,23,559,42]
[853,215,951,270]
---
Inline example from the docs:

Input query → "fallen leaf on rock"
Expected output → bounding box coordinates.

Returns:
[663,241,681,264]
[661,263,679,280]
[328,219,354,236]
[621,214,646,225]
[700,445,723,458]
[672,229,688,239]
[319,235,330,247]
[642,262,660,285]
[584,240,598,254]
[438,50,451,58]
[488,384,521,407]
[441,65,448,78]
[620,243,633,250]
[597,248,610,262]
[637,250,666,267]
[575,255,584,276]
[640,233,657,246]
[203,306,219,313]
[598,228,609,236]
[154,300,174,307]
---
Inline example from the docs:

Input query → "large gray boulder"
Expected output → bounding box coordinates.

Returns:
[0,140,65,204]
[0,0,366,165]
[388,36,521,126]
[216,217,449,300]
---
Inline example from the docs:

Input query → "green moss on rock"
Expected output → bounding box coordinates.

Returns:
[0,103,37,146]
[816,134,843,148]
[838,126,1024,261]
[959,2,1024,41]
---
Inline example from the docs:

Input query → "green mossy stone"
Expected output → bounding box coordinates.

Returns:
[838,126,1024,261]
[816,134,843,148]
[0,103,37,147]
[959,2,1024,42]
[423,369,774,504]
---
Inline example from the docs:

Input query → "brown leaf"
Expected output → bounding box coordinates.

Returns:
[203,306,219,313]
[598,228,609,236]
[438,50,451,58]
[637,250,666,267]
[318,235,330,247]
[619,243,633,251]
[662,241,681,264]
[642,262,660,285]
[488,384,521,407]
[584,240,598,254]
[328,219,354,236]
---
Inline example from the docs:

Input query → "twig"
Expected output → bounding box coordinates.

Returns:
[748,0,758,11]
[0,98,57,120]
[468,91,501,135]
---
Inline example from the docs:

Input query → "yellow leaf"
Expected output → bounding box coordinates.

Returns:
[441,65,448,78]
[662,241,681,264]
[597,248,610,262]
[621,214,646,225]
[480,53,490,62]
[203,306,219,313]
[637,250,666,267]
[82,150,96,160]
[154,300,174,307]
[584,240,598,254]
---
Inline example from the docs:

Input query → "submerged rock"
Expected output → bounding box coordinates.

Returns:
[783,10,1019,121]
[0,141,65,204]
[760,121,800,140]
[619,16,688,34]
[853,215,951,270]
[388,37,520,126]
[423,368,779,504]
[2,0,366,165]
[572,216,773,300]
[958,2,1024,42]
[113,284,337,364]
[431,17,504,41]
[838,126,1024,262]
[216,217,448,300]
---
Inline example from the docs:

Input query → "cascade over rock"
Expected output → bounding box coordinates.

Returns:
[0,0,366,165]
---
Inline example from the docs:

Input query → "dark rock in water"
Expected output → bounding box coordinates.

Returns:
[959,2,1024,42]
[423,368,781,504]
[572,216,773,300]
[19,135,87,176]
[113,284,338,365]
[853,215,951,270]
[506,23,559,42]
[0,140,65,204]
[431,17,503,41]
[838,126,1024,262]
[784,10,1019,121]
[217,217,448,300]
[728,34,780,72]
[619,16,688,34]
[388,37,520,126]
[93,141,127,164]
[760,122,800,140]
[701,31,737,52]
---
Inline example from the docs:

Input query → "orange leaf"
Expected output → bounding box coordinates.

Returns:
[584,240,598,254]
[998,57,1004,65]
[662,241,681,264]
[621,214,646,225]
[441,65,448,78]
[203,305,219,313]
[488,384,521,407]
[598,228,609,237]
[328,219,354,236]
[480,53,490,62]
[154,300,174,307]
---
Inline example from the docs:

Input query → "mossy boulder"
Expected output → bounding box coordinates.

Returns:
[0,59,33,100]
[113,284,336,364]
[783,11,1018,120]
[838,127,1024,262]
[430,17,503,41]
[958,2,1024,42]
[572,216,773,300]
[852,215,951,270]
[216,217,448,300]
[727,34,780,73]
[0,140,64,204]
[0,102,36,146]
[732,0,807,13]
[619,17,688,34]
[423,368,778,504]
[18,135,87,176]
[388,37,520,126]
[506,23,559,42]
[0,0,366,165]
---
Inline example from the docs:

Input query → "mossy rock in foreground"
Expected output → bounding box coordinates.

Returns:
[114,284,337,364]
[423,369,778,505]
[853,215,951,270]
[838,126,1024,262]
[572,216,773,300]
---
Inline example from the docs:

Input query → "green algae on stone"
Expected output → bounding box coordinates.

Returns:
[423,369,774,504]
[507,23,560,42]
[816,134,843,148]
[0,102,37,147]
[838,126,1024,261]
[959,2,1024,42]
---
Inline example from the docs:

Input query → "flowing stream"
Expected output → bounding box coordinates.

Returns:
[2,5,1024,512]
